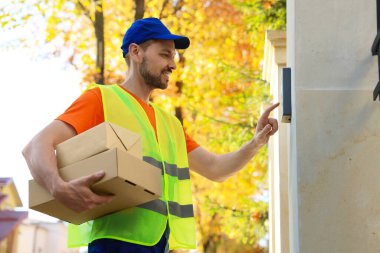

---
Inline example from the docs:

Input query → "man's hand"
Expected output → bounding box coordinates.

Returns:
[23,120,114,213]
[52,171,114,213]
[252,102,280,148]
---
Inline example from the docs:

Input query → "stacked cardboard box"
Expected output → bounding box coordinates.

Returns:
[29,122,162,225]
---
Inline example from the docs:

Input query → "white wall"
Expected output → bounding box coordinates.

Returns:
[288,0,380,252]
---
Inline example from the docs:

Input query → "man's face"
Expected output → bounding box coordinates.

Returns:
[139,40,176,89]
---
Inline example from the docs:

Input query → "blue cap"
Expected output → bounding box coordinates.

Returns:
[121,18,190,57]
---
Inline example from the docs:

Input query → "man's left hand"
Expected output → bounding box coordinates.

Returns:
[252,102,280,147]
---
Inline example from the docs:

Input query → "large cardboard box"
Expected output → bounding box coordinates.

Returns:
[29,122,162,225]
[29,148,162,224]
[56,122,142,168]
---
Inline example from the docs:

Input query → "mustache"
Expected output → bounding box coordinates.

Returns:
[162,68,172,74]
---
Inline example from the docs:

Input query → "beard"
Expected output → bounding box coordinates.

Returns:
[139,57,168,89]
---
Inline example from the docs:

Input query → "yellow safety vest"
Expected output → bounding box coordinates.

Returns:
[67,84,196,250]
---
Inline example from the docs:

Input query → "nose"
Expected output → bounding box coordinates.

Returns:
[169,58,176,70]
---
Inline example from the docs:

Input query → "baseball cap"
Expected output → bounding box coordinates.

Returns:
[121,17,190,57]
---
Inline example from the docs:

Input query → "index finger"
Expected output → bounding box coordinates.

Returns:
[261,102,280,118]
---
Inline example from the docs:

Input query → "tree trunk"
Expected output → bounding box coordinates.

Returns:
[94,0,105,84]
[175,52,185,123]
[134,0,145,20]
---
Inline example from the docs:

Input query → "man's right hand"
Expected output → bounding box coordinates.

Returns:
[52,170,114,213]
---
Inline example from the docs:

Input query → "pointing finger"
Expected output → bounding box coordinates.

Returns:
[261,102,280,119]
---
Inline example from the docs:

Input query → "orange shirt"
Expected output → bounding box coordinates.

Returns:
[56,85,199,153]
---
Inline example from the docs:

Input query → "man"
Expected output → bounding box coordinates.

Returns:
[22,17,279,253]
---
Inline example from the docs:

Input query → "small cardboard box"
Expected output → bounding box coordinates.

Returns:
[29,148,162,225]
[56,122,142,168]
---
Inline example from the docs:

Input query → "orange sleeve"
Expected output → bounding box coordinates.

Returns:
[184,129,199,153]
[56,88,104,134]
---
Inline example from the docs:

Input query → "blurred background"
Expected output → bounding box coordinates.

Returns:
[0,0,285,252]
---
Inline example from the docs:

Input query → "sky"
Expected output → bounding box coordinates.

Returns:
[0,29,82,222]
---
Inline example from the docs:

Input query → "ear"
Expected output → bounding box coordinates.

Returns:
[128,43,143,64]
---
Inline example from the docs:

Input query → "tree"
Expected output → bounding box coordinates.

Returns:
[1,1,286,252]
[1,0,145,85]
[152,1,284,251]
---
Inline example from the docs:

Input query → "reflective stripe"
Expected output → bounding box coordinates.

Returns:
[169,201,194,218]
[164,163,190,180]
[138,199,167,216]
[143,156,163,171]
[143,156,190,180]
[138,200,194,218]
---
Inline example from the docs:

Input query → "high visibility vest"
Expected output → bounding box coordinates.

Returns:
[67,84,196,250]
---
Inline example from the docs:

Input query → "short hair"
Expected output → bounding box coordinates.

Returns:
[124,40,156,67]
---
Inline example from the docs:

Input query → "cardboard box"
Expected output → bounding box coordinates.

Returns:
[29,148,162,225]
[56,122,142,168]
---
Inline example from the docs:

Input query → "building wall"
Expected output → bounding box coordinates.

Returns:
[15,222,79,253]
[263,31,289,253]
[287,0,380,252]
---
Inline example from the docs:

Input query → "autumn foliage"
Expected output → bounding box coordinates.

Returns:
[0,0,285,252]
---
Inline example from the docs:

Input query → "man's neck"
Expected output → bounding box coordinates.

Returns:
[120,77,152,103]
